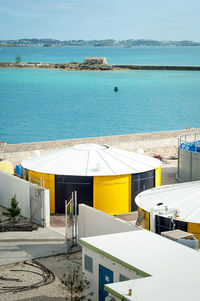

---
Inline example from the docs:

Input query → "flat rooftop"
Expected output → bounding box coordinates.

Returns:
[80,229,200,301]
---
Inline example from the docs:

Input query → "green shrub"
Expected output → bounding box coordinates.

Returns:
[15,55,21,63]
[2,195,21,223]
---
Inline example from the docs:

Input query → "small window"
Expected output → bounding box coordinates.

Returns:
[119,274,129,282]
[85,255,93,273]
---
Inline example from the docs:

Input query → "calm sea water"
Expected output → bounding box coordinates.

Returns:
[0,67,200,144]
[1,46,200,65]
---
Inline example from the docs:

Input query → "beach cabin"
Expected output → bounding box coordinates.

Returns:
[21,144,161,214]
[80,229,200,301]
[135,181,200,246]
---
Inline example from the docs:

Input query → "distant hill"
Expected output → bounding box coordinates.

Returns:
[0,38,200,47]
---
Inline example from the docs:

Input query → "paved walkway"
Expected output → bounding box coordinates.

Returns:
[0,228,66,266]
[50,215,66,227]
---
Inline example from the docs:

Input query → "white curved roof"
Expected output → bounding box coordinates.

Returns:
[21,144,161,176]
[135,181,200,223]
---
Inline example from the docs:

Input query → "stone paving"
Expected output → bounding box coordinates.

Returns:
[0,228,66,266]
[50,215,66,227]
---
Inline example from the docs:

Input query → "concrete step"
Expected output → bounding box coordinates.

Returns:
[0,227,66,242]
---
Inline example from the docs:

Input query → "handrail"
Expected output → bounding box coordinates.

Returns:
[65,191,78,257]
[178,131,200,144]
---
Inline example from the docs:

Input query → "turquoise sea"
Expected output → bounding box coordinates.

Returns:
[0,47,200,144]
[1,46,200,65]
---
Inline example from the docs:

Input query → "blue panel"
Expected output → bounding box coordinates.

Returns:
[85,255,93,273]
[16,165,22,176]
[180,141,200,153]
[99,265,113,301]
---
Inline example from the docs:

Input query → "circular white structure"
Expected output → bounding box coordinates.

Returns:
[136,181,200,243]
[136,181,200,223]
[21,144,161,176]
[21,144,162,214]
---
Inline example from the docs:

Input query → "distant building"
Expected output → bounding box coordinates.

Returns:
[84,57,107,64]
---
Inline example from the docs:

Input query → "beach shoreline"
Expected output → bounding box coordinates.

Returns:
[0,128,198,167]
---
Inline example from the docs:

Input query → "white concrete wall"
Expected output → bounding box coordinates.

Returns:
[43,189,50,227]
[0,170,31,218]
[0,171,50,226]
[82,246,142,301]
[78,204,138,238]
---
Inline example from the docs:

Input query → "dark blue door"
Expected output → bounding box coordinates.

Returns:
[99,265,113,301]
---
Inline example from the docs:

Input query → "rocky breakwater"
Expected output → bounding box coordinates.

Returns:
[1,62,200,71]
[0,62,114,71]
[113,65,200,71]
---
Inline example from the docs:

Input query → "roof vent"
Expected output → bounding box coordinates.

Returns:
[34,150,40,157]
[89,162,101,172]
[73,144,108,151]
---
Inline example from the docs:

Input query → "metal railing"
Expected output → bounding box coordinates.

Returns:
[65,191,79,257]
[28,172,45,187]
[178,132,200,153]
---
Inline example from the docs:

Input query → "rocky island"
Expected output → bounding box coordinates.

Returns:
[1,59,200,71]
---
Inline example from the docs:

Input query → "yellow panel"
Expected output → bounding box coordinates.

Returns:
[93,175,131,215]
[0,160,14,175]
[188,222,200,247]
[28,170,55,214]
[138,207,150,230]
[155,167,161,187]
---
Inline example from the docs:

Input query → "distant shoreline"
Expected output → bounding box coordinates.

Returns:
[1,62,200,71]
[1,38,200,47]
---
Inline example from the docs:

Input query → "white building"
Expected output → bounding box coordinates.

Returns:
[84,57,107,64]
[80,229,200,301]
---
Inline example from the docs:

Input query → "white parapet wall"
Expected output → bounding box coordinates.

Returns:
[0,171,50,227]
[0,170,31,218]
[78,204,138,238]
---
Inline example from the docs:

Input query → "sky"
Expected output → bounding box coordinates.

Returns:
[1,0,200,41]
